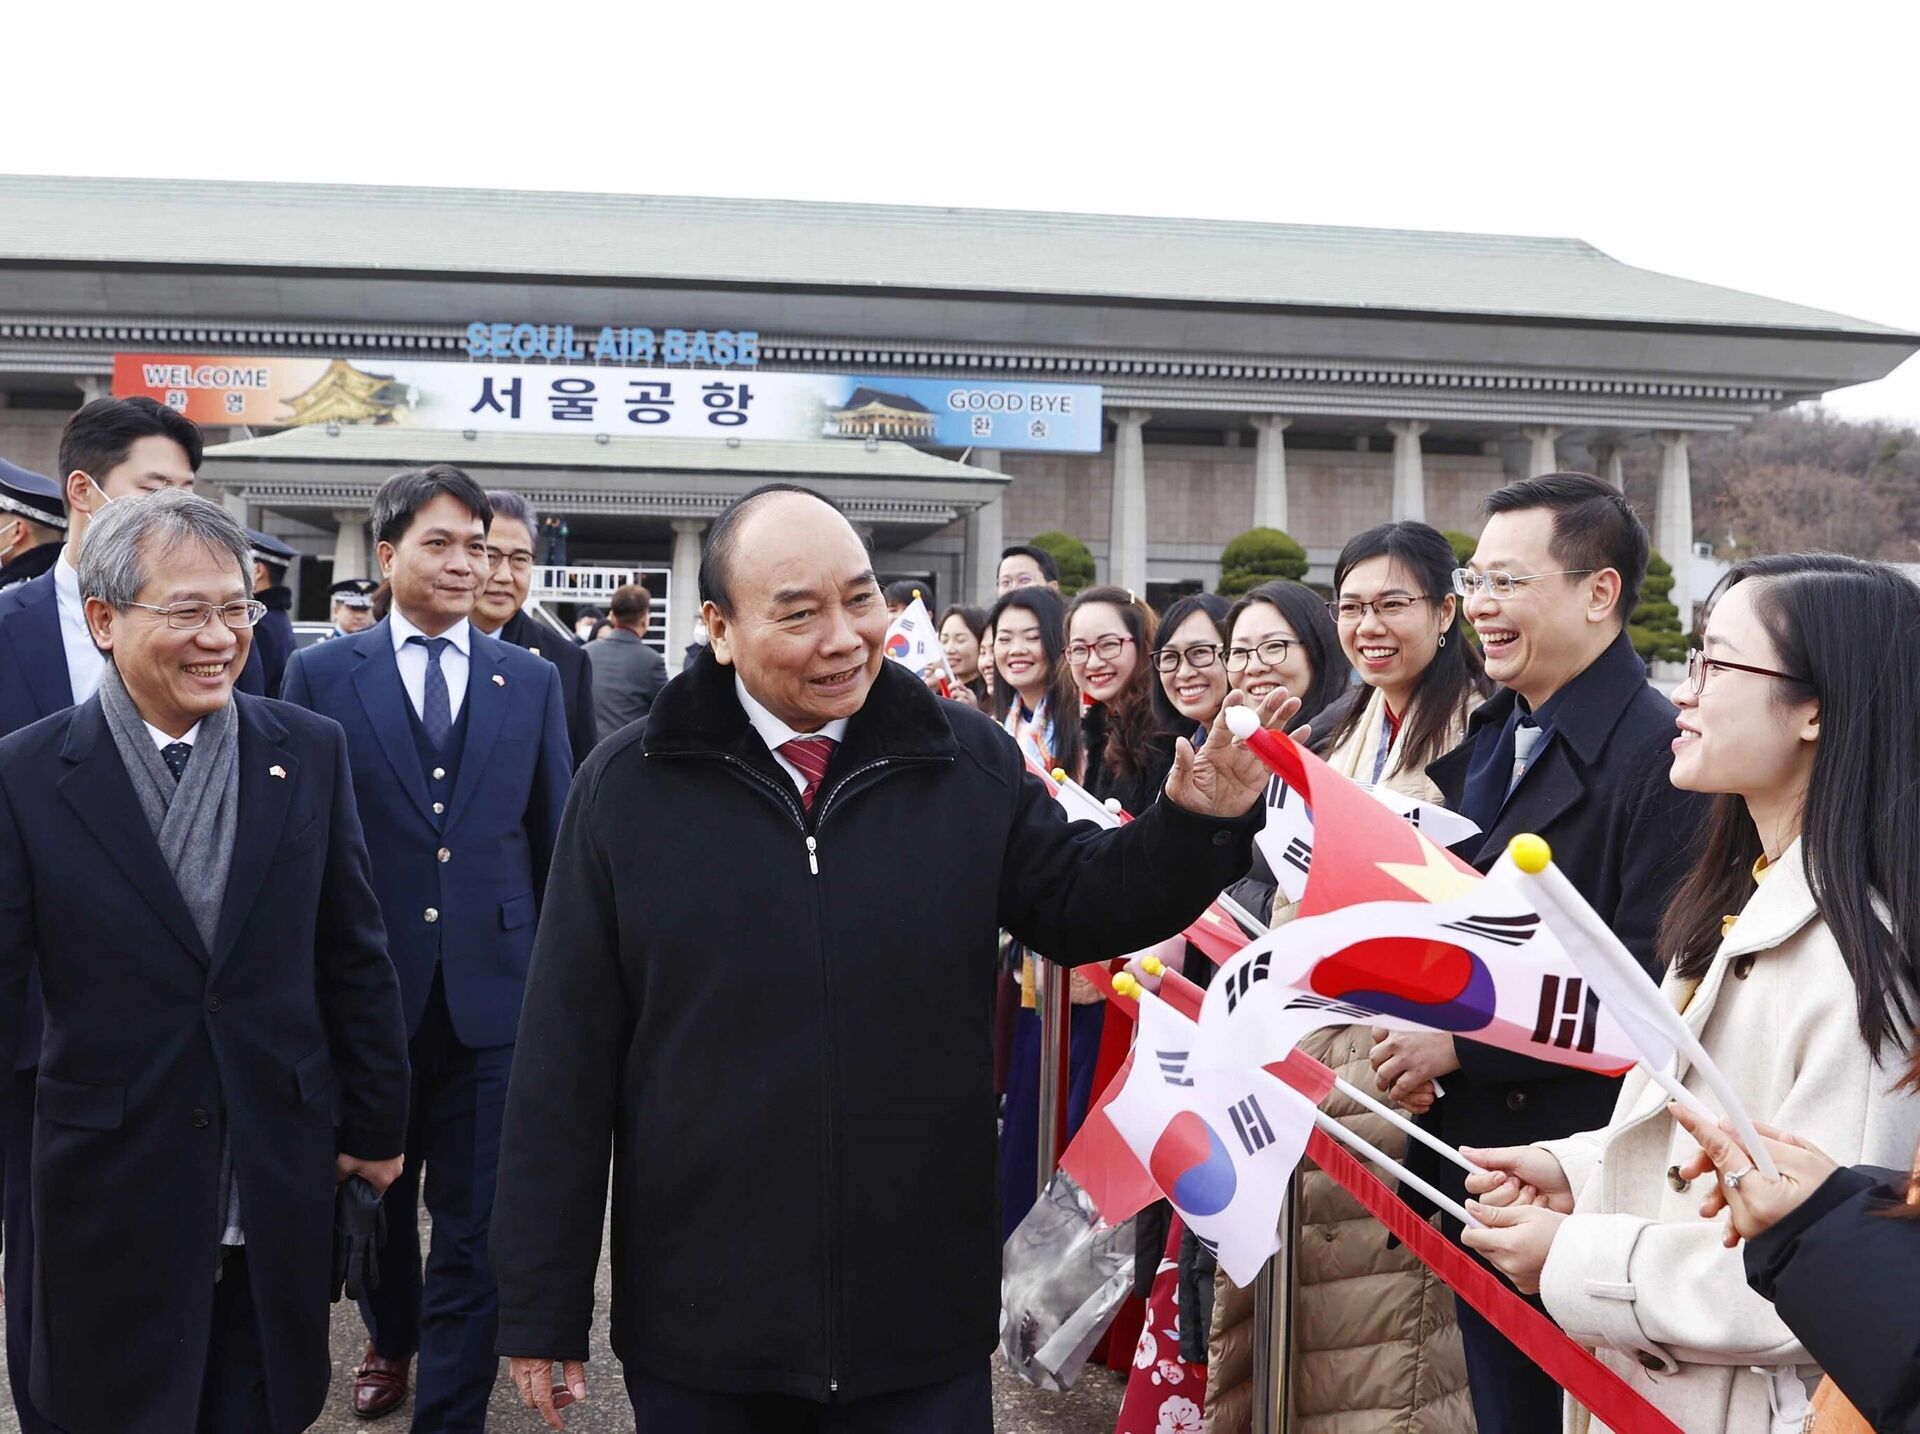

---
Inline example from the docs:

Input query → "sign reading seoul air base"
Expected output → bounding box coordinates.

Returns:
[112,355,1104,453]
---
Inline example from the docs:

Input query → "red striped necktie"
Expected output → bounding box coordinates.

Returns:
[779,735,838,811]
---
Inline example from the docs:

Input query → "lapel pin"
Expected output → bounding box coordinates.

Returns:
[269,765,287,780]
[493,673,506,687]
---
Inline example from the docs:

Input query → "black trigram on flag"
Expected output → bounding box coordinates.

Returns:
[1157,1048,1195,1087]
[1264,777,1293,811]
[1531,974,1600,1052]
[1280,836,1313,876]
[1228,1094,1277,1156]
[1441,911,1541,948]
[1193,1231,1221,1258]
[1282,992,1378,1022]
[1222,951,1273,1013]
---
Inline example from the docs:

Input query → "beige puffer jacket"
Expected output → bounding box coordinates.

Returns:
[1203,686,1477,1434]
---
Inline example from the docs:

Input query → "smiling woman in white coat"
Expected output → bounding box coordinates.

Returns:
[1457,553,1920,1434]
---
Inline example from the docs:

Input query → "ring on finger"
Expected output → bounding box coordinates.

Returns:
[1722,1166,1755,1191]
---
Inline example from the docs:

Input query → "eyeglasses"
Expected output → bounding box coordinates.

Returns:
[1065,634,1135,666]
[123,599,268,631]
[487,548,535,574]
[1685,648,1805,696]
[1224,638,1294,671]
[1450,568,1596,600]
[1150,642,1224,674]
[1328,595,1433,624]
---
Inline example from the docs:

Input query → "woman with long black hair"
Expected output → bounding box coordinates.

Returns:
[936,602,991,707]
[1151,592,1231,744]
[990,584,1098,1237]
[1222,579,1350,735]
[987,586,1083,783]
[1066,585,1174,816]
[1462,554,1920,1433]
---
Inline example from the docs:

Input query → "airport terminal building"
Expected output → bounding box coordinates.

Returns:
[0,175,1913,643]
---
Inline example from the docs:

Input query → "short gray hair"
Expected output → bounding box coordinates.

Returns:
[79,489,251,608]
[486,489,537,533]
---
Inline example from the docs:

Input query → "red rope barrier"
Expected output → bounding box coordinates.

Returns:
[1306,1129,1683,1434]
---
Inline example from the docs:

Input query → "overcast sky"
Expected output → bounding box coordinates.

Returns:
[7,3,1916,422]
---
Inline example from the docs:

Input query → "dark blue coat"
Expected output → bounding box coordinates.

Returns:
[1415,630,1710,1209]
[280,620,572,1048]
[1747,1164,1920,1431]
[498,609,596,765]
[0,570,73,1071]
[0,694,409,1434]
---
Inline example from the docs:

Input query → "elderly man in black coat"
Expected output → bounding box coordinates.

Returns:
[492,483,1293,1432]
[0,491,410,1433]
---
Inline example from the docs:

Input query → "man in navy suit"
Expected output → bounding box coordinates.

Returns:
[0,395,205,1433]
[281,463,571,1431]
[0,490,409,1432]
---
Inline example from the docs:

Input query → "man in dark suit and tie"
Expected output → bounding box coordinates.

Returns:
[584,581,667,737]
[281,463,572,1431]
[1369,473,1709,1433]
[471,490,596,764]
[0,490,409,1432]
[0,395,205,1433]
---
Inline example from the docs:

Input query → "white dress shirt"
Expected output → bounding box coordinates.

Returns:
[735,674,850,797]
[53,552,105,705]
[144,719,201,751]
[390,609,471,723]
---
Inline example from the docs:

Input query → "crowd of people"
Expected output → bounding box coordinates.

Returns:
[0,397,1914,1434]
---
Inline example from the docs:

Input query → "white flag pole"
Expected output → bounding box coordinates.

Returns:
[1507,836,1779,1179]
[1310,1109,1482,1229]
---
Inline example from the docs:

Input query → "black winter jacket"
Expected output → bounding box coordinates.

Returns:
[1746,1164,1920,1432]
[491,653,1260,1399]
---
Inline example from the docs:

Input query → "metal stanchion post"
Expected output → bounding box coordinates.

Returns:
[1250,1166,1301,1434]
[1035,960,1069,1197]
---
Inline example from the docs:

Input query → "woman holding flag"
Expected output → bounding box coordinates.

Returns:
[1462,553,1920,1433]
[1203,536,1481,1434]
[992,584,1103,1235]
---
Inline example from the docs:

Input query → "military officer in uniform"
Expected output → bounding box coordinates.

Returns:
[325,577,379,638]
[0,458,66,593]
[245,528,299,696]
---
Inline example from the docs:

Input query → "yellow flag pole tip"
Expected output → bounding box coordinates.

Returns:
[1508,833,1552,874]
[1223,706,1260,739]
[912,588,922,599]
[1140,956,1165,977]
[1112,974,1139,997]
[1051,768,1069,782]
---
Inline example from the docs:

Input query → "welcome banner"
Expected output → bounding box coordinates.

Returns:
[112,354,1104,453]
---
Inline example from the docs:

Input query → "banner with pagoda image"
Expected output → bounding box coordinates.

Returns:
[111,353,1102,453]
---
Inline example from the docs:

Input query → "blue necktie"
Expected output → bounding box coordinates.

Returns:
[408,635,452,750]
[161,742,192,782]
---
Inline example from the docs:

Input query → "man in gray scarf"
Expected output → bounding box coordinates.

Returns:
[0,489,409,1434]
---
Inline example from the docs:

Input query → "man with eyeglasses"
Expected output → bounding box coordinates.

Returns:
[1377,472,1708,1434]
[281,465,572,1431]
[0,395,214,1432]
[0,489,409,1431]
[473,490,597,764]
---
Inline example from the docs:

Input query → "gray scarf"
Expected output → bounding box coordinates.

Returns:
[96,661,240,953]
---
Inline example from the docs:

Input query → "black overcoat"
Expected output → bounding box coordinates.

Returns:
[492,653,1259,1400]
[0,693,409,1434]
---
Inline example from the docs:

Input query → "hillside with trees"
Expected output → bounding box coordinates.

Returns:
[1620,406,1920,562]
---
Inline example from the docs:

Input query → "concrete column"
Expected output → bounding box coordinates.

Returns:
[965,450,1005,605]
[1386,419,1428,523]
[1522,425,1563,477]
[1589,437,1625,490]
[1656,432,1694,633]
[1249,415,1291,532]
[1108,409,1150,594]
[331,510,368,583]
[74,376,107,405]
[670,518,708,646]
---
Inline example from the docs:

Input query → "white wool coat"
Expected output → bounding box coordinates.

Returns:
[1536,838,1920,1434]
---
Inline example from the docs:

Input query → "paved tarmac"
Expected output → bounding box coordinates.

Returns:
[0,1208,1127,1432]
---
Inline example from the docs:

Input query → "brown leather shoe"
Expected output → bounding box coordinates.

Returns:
[352,1344,410,1419]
